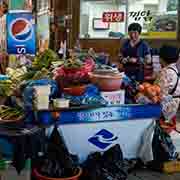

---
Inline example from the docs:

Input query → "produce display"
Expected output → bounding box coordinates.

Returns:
[136,82,161,104]
[21,67,51,81]
[33,49,60,70]
[0,48,161,124]
[0,46,165,178]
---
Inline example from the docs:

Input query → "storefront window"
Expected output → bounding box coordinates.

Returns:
[80,0,178,39]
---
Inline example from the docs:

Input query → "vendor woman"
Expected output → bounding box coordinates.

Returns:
[120,23,151,82]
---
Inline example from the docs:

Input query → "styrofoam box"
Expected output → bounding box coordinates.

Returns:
[101,90,125,105]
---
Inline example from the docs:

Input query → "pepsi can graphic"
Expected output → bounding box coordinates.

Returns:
[7,12,36,55]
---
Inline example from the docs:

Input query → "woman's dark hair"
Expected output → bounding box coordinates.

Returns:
[128,23,142,34]
[159,45,179,64]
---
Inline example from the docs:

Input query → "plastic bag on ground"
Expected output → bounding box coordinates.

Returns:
[138,120,155,163]
[38,126,77,178]
[82,144,128,180]
[152,122,178,162]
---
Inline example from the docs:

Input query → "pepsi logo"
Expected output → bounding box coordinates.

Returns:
[10,18,33,42]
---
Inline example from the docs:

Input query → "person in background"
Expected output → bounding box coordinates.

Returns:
[0,1,8,17]
[156,45,180,129]
[120,23,151,82]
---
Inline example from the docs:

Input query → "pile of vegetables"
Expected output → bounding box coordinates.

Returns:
[33,49,59,70]
[0,79,13,97]
[20,49,60,81]
[54,57,95,87]
[135,82,161,104]
[6,67,27,90]
[0,106,24,122]
[21,68,51,81]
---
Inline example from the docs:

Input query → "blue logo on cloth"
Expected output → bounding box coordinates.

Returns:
[88,129,118,149]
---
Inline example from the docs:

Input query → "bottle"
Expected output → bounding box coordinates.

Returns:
[58,41,64,58]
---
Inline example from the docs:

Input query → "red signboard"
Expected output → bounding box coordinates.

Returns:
[102,12,125,23]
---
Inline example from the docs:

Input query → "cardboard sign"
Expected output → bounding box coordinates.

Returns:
[101,90,125,105]
[102,12,124,22]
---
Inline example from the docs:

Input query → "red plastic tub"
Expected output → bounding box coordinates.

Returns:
[33,167,82,180]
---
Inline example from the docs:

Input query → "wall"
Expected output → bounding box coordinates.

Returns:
[55,0,180,57]
[80,0,171,37]
[80,1,126,38]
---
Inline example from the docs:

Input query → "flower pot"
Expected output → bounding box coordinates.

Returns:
[33,167,82,180]
[88,72,122,91]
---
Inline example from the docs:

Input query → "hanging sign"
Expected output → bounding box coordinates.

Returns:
[7,12,36,54]
[102,12,124,22]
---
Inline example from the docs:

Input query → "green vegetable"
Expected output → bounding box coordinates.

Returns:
[33,49,59,70]
[0,106,24,121]
[63,58,83,69]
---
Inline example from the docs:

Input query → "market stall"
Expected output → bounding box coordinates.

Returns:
[40,104,160,162]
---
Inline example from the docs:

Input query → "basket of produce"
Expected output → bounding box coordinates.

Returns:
[0,106,24,123]
[135,82,161,104]
[54,57,95,88]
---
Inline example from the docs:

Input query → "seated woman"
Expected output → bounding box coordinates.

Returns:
[120,23,151,82]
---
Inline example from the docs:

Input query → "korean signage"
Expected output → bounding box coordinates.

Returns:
[7,12,36,55]
[129,10,152,22]
[56,104,161,124]
[102,12,124,23]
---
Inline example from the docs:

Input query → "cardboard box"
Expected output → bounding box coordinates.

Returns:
[101,90,125,105]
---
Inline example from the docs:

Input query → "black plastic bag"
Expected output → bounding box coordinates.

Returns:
[38,126,76,178]
[82,144,128,180]
[102,144,123,163]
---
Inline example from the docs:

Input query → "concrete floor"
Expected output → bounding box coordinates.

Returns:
[127,112,180,180]
[128,170,180,180]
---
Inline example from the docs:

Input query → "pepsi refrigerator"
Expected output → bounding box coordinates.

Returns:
[6,12,36,55]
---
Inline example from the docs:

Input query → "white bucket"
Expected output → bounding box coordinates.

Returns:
[33,85,51,96]
[34,95,49,110]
